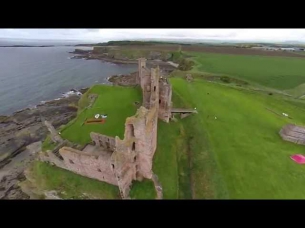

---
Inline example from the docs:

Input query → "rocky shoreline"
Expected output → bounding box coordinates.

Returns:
[0,88,88,199]
[69,49,177,73]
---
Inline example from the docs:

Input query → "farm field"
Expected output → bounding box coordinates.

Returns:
[189,52,305,91]
[181,45,305,58]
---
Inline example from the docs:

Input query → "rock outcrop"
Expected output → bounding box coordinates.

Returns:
[279,124,305,145]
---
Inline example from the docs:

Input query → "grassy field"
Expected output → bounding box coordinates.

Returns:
[109,49,173,61]
[60,85,142,145]
[131,84,228,199]
[189,52,305,91]
[170,77,305,198]
[285,83,305,98]
[129,180,156,199]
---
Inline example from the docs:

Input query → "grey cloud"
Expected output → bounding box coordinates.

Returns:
[86,29,99,32]
[1,29,305,42]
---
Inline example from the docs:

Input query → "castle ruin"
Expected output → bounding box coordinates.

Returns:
[39,58,178,199]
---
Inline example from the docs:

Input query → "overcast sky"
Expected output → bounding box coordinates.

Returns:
[1,29,305,42]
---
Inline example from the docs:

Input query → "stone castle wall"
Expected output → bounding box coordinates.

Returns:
[137,58,172,122]
[59,146,117,186]
[90,132,115,151]
[39,144,118,186]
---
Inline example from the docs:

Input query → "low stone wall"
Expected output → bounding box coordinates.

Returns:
[59,147,117,186]
[39,144,117,187]
[39,150,66,170]
[44,120,64,144]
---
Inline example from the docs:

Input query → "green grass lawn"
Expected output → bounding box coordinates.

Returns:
[170,77,305,199]
[60,85,142,145]
[189,52,305,91]
[130,179,156,199]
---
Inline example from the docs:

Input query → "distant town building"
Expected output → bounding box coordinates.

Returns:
[251,46,304,52]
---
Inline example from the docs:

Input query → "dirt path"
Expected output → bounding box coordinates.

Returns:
[152,173,163,199]
[187,137,195,199]
[167,61,179,68]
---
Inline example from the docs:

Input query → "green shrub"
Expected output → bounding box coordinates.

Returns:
[220,76,231,83]
[178,58,195,71]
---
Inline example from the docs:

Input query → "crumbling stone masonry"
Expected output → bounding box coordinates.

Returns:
[90,132,115,151]
[186,74,193,82]
[159,77,172,122]
[39,58,184,199]
[279,124,305,145]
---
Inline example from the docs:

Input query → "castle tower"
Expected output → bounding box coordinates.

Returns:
[158,77,172,122]
[137,58,147,85]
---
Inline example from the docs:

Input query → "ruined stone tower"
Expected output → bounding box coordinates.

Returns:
[158,78,172,122]
[137,58,172,122]
[110,67,160,198]
[137,58,146,85]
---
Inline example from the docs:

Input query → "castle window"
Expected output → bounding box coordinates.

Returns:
[159,99,161,104]
[106,142,110,149]
[134,156,137,162]
[98,169,102,172]
[112,164,115,169]
[127,124,135,137]
[154,86,156,91]
[132,142,136,151]
[69,159,74,164]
